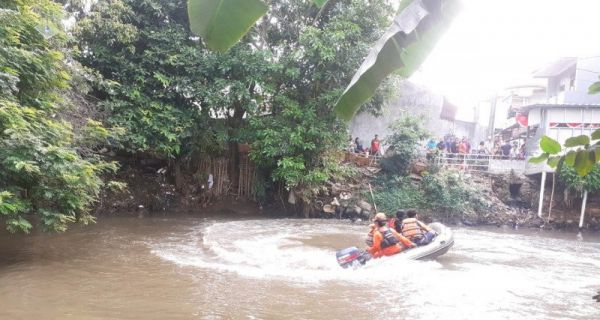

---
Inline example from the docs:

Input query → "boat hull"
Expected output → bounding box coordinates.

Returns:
[335,222,454,268]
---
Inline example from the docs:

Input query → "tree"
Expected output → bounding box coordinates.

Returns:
[0,0,119,233]
[248,0,395,202]
[73,0,274,158]
[379,116,429,175]
[187,0,460,121]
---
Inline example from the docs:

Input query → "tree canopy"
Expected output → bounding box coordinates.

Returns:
[0,0,120,233]
[74,0,396,202]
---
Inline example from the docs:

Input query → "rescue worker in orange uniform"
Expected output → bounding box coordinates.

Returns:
[401,209,437,246]
[367,212,415,258]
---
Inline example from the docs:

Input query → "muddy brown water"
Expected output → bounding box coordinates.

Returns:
[0,216,599,319]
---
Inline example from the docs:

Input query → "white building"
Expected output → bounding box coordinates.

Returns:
[519,56,600,155]
[514,56,600,223]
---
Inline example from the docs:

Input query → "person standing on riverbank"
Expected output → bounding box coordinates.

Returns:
[367,212,415,258]
[354,137,364,153]
[370,134,381,156]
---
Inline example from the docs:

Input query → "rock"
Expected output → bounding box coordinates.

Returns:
[462,218,478,226]
[323,204,335,214]
[410,173,423,181]
[411,161,428,175]
[343,207,357,219]
[354,206,362,216]
[357,200,372,213]
[340,192,351,200]
[330,197,340,206]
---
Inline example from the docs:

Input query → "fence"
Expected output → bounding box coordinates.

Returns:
[432,153,528,174]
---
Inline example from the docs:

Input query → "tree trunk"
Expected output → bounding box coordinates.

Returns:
[173,158,184,191]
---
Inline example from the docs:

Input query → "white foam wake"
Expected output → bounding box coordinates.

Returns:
[151,219,442,285]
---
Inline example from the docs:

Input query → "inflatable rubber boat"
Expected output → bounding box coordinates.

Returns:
[336,222,454,268]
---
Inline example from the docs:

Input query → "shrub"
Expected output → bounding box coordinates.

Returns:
[381,116,429,175]
[371,171,488,220]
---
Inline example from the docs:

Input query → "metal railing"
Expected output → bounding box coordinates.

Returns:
[430,152,527,174]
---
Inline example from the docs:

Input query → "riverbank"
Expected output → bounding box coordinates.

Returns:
[96,160,600,232]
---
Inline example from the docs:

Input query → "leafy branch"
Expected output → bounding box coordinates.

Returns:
[529,129,600,177]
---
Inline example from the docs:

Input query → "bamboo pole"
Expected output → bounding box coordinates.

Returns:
[368,183,378,213]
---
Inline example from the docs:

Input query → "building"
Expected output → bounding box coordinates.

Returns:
[501,56,600,222]
[350,81,486,147]
[517,56,600,156]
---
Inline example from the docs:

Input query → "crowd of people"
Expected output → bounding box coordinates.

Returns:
[365,209,437,258]
[349,133,526,161]
[348,134,382,157]
[425,134,526,160]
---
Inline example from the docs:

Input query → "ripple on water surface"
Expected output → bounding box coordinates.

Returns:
[150,219,600,320]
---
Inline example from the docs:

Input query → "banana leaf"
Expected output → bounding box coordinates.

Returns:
[334,0,460,121]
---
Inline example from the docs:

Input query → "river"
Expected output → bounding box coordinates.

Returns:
[0,216,599,319]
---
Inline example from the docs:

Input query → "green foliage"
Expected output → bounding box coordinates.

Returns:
[187,0,329,52]
[334,0,460,121]
[248,0,394,199]
[532,129,600,177]
[589,80,600,94]
[187,0,268,52]
[529,153,548,164]
[74,0,396,205]
[185,0,457,121]
[371,170,488,219]
[249,99,346,199]
[74,0,274,158]
[0,0,119,233]
[558,164,600,194]
[187,0,327,52]
[421,171,487,217]
[0,0,69,109]
[564,135,590,147]
[371,177,425,214]
[540,136,561,154]
[380,116,429,175]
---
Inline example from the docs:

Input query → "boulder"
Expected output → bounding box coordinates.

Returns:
[357,200,373,213]
[411,161,428,175]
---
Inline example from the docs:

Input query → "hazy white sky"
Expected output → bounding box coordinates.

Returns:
[410,0,600,115]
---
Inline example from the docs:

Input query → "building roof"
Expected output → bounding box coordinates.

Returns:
[517,103,600,112]
[533,57,577,78]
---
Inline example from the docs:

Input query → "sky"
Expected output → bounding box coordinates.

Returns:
[409,0,600,120]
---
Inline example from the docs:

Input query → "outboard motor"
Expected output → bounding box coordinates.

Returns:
[336,247,371,268]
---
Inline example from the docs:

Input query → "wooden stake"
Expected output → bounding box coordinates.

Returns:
[368,183,378,213]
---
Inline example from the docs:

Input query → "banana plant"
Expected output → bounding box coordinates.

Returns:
[334,0,459,121]
[187,0,327,52]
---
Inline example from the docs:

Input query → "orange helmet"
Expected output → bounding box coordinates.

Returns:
[373,212,387,221]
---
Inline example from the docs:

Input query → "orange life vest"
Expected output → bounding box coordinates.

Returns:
[378,227,399,249]
[401,218,424,239]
